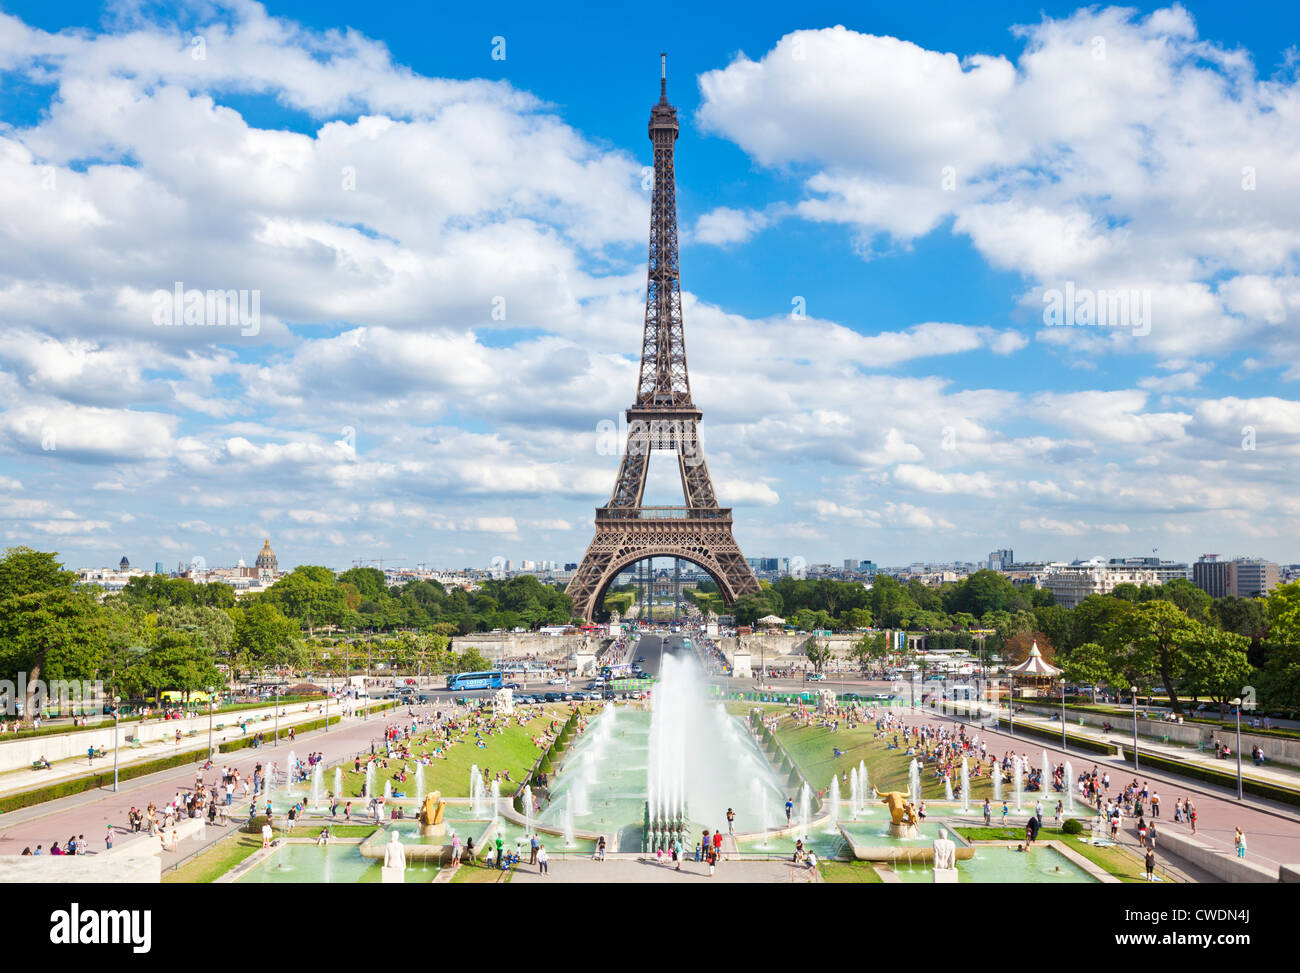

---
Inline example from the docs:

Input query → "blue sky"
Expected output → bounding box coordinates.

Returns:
[1,0,1299,572]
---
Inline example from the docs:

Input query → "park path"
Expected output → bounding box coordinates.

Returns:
[899,702,1300,871]
[0,704,407,863]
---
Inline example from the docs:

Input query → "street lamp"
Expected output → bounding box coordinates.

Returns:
[112,695,121,792]
[1009,671,1015,737]
[274,686,280,746]
[207,686,215,760]
[1131,686,1139,772]
[1230,697,1243,800]
[1061,677,1067,752]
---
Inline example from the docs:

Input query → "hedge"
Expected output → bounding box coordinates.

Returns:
[1116,749,1300,808]
[0,699,397,814]
[218,715,342,752]
[0,745,208,814]
[215,700,395,753]
[0,695,328,744]
[996,718,1118,756]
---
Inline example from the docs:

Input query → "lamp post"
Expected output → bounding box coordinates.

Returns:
[1231,697,1243,800]
[274,686,280,746]
[1009,672,1015,737]
[112,695,121,792]
[207,687,215,759]
[1061,677,1067,751]
[1131,686,1139,771]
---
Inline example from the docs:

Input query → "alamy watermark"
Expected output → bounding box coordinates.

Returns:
[1043,282,1151,337]
[596,415,706,467]
[0,675,105,717]
[152,282,260,336]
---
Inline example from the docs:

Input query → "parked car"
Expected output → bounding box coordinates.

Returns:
[547,677,565,685]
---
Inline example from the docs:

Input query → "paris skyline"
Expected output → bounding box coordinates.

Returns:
[3,1,1300,571]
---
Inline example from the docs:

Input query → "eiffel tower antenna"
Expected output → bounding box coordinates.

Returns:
[566,58,760,622]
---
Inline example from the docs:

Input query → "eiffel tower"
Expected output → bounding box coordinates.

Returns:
[567,56,760,622]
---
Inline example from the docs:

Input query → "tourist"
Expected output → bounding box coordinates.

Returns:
[1025,815,1039,847]
[1054,800,1063,825]
[261,819,273,848]
[983,799,991,826]
[1189,804,1198,835]
[596,835,607,862]
[727,807,735,834]
[1035,799,1043,826]
[537,843,549,876]
[1145,847,1156,882]
[785,797,793,824]
[707,841,716,877]
[529,833,539,865]
[1235,827,1247,859]
[451,832,462,865]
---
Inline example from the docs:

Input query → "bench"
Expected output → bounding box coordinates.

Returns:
[30,760,52,770]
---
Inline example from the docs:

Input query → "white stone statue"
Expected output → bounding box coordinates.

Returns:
[384,830,407,868]
[932,827,958,883]
[817,688,839,715]
[381,830,407,883]
[491,687,514,714]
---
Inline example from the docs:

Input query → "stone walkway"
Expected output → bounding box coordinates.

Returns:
[509,855,820,883]
[1000,706,1300,792]
[0,701,328,798]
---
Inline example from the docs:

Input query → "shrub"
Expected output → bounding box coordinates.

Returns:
[1062,818,1084,835]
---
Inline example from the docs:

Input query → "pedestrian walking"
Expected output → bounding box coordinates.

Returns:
[1234,827,1246,859]
[538,844,549,875]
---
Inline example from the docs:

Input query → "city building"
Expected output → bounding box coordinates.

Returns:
[254,537,278,574]
[987,548,1014,570]
[1192,555,1279,599]
[1041,559,1159,609]
[1231,558,1280,598]
[1107,556,1190,584]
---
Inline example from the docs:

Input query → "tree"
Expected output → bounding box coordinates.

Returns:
[1113,600,1198,713]
[263,568,347,636]
[233,602,302,676]
[1059,642,1116,703]
[1001,631,1053,667]
[0,548,106,712]
[136,630,224,705]
[805,638,833,674]
[1266,581,1300,644]
[1179,628,1252,711]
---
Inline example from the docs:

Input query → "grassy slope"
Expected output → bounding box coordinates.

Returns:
[819,860,883,883]
[334,707,602,799]
[775,719,1001,801]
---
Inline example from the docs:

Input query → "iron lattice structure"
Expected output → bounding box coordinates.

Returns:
[566,58,760,621]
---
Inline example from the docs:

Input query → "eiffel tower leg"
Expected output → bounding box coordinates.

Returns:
[566,516,760,622]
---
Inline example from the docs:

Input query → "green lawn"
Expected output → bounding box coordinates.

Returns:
[819,860,883,883]
[774,719,999,802]
[162,823,375,884]
[335,710,584,799]
[449,862,512,883]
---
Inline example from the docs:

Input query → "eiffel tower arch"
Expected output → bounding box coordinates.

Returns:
[567,56,760,622]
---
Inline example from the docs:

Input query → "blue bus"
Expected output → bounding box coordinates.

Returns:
[446,670,504,690]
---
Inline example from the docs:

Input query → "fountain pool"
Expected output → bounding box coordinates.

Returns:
[892,844,1096,883]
